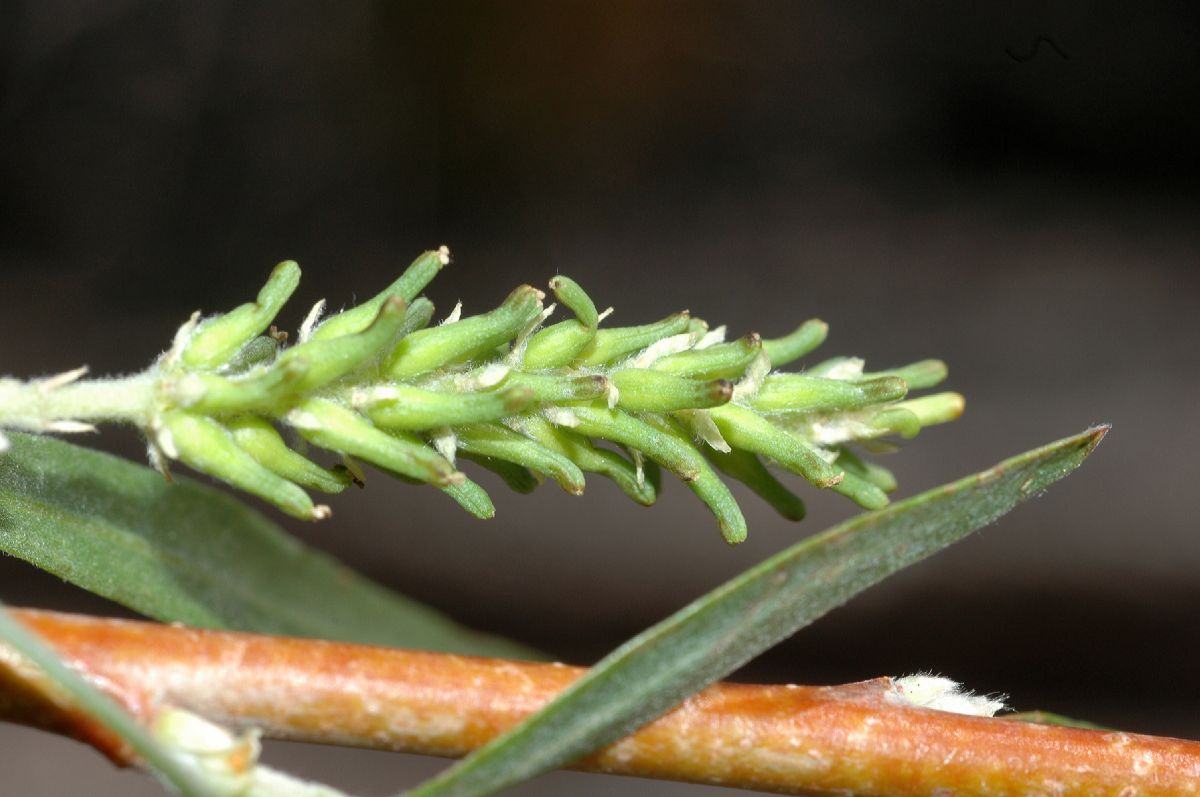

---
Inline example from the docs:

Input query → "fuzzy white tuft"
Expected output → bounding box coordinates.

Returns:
[807,417,874,445]
[153,706,353,796]
[43,420,97,434]
[543,406,580,428]
[453,362,511,391]
[162,311,201,366]
[298,299,326,343]
[285,410,323,431]
[350,386,400,407]
[605,381,620,409]
[506,303,555,365]
[694,325,727,350]
[441,302,463,326]
[890,674,1006,717]
[431,427,458,465]
[732,351,771,401]
[631,448,646,488]
[823,357,865,381]
[37,366,89,393]
[628,333,695,369]
[676,409,731,453]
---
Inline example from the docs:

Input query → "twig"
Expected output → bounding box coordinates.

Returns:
[3,609,1198,796]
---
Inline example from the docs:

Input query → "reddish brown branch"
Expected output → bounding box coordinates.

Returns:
[3,609,1198,796]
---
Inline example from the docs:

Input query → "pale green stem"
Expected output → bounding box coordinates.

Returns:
[0,373,157,432]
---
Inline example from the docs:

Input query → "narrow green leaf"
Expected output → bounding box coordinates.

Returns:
[0,433,537,659]
[404,426,1107,797]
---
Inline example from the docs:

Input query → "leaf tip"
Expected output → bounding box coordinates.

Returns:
[1082,423,1111,451]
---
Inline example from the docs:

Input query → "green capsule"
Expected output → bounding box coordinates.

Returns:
[181,297,409,415]
[386,285,544,379]
[311,248,447,341]
[440,475,496,519]
[830,469,890,510]
[705,447,806,521]
[866,406,922,439]
[750,375,908,414]
[563,406,698,480]
[458,452,540,494]
[170,357,310,415]
[181,261,301,370]
[761,319,827,368]
[287,398,460,486]
[224,335,280,375]
[399,296,436,336]
[639,414,748,544]
[641,458,663,494]
[573,312,691,367]
[522,320,594,369]
[862,359,948,391]
[161,411,321,520]
[364,385,534,430]
[518,415,656,506]
[650,333,763,380]
[225,416,351,494]
[892,392,965,427]
[565,406,747,543]
[708,404,844,488]
[503,372,609,403]
[270,295,408,394]
[834,446,897,492]
[454,423,586,495]
[610,369,732,413]
[548,275,598,331]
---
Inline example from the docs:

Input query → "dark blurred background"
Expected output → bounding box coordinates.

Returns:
[2,2,1198,794]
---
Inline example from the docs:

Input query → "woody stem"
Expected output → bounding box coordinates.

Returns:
[3,609,1198,796]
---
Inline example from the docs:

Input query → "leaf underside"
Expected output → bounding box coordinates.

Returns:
[405,426,1108,797]
[0,432,537,660]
